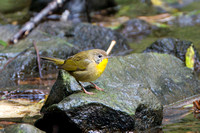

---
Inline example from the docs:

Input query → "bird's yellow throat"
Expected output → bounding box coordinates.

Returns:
[96,58,108,76]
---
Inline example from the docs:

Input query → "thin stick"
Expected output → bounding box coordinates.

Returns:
[0,45,32,73]
[106,40,116,55]
[9,0,67,44]
[33,41,43,78]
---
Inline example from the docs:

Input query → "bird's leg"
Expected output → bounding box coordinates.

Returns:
[76,80,94,95]
[89,82,104,91]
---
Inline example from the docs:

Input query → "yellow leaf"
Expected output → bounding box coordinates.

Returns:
[185,44,195,70]
[151,0,163,6]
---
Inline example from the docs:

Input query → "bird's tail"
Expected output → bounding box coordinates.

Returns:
[41,57,65,66]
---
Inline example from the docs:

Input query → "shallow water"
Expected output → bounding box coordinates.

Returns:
[129,25,200,54]
[163,113,200,133]
[163,95,200,132]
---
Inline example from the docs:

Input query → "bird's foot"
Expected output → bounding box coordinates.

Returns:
[90,82,104,91]
[76,80,95,95]
[83,89,94,95]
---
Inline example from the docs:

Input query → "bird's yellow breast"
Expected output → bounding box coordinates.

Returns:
[70,58,108,82]
[96,58,108,77]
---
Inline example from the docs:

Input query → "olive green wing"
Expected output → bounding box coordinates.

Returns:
[59,53,91,71]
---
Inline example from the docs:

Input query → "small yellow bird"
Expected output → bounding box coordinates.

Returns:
[41,49,108,95]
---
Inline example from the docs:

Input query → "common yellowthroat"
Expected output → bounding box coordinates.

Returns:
[41,49,108,95]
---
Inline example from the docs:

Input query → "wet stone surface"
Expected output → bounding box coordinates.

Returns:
[1,124,45,133]
[36,52,200,132]
[118,18,153,42]
[144,38,200,71]
[0,21,131,90]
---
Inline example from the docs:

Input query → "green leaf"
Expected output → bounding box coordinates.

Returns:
[183,104,193,108]
[1,96,6,100]
[108,25,122,30]
[0,40,8,47]
[152,22,170,28]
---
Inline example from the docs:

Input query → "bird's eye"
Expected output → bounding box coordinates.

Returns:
[98,54,102,58]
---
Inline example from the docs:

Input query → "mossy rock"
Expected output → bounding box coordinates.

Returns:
[36,52,200,132]
[1,124,44,133]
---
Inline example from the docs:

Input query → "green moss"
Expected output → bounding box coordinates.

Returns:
[180,1,200,12]
[61,70,71,82]
[168,26,200,52]
[128,25,200,54]
[115,0,157,18]
[163,113,200,132]
[129,37,158,53]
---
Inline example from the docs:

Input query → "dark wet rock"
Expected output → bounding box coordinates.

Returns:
[35,109,82,133]
[30,0,52,11]
[40,70,81,112]
[169,0,200,9]
[37,70,162,132]
[31,0,117,22]
[37,53,200,132]
[118,18,152,42]
[0,24,19,42]
[1,21,130,55]
[43,53,200,105]
[168,13,200,27]
[31,0,116,11]
[0,21,130,89]
[1,124,44,133]
[71,23,130,55]
[143,38,200,71]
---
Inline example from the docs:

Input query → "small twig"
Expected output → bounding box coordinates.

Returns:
[9,0,67,44]
[106,40,116,55]
[33,41,43,78]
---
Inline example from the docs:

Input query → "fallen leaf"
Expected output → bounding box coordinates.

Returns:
[0,40,8,47]
[185,44,195,70]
